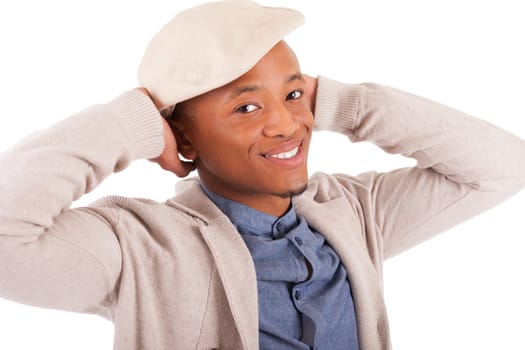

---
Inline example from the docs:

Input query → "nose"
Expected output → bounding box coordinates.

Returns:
[262,101,299,138]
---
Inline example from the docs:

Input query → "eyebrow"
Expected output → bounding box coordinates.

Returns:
[228,85,262,102]
[227,72,305,102]
[286,72,305,84]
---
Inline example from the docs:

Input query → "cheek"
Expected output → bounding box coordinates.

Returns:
[195,127,261,170]
[302,104,315,122]
[303,113,314,129]
[291,103,314,125]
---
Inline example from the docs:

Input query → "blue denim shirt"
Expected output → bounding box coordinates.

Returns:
[202,185,359,349]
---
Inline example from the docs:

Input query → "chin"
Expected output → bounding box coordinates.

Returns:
[275,182,308,199]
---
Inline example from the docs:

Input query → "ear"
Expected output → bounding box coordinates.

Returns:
[168,120,198,161]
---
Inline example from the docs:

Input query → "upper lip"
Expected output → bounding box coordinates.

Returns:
[261,139,303,156]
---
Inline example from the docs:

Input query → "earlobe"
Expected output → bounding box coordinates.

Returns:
[180,146,198,161]
[169,122,198,161]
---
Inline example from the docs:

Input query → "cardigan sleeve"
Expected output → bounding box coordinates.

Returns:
[0,90,164,318]
[314,77,525,259]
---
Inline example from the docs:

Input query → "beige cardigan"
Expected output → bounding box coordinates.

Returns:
[1,77,524,349]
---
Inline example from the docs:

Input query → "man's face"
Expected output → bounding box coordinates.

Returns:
[174,41,314,215]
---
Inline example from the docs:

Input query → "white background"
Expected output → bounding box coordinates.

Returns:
[0,0,524,349]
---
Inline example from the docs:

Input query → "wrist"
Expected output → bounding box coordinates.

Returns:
[313,76,361,133]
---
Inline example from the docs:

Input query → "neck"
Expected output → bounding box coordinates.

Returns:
[242,195,292,217]
[203,185,292,217]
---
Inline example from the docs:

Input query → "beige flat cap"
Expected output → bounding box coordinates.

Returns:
[138,0,304,112]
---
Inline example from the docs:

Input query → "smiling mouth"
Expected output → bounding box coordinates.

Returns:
[264,146,299,160]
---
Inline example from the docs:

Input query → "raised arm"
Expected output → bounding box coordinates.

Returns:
[0,90,164,318]
[314,77,525,258]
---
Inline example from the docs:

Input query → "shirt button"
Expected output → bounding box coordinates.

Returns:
[294,236,303,246]
[294,290,302,300]
[276,222,285,232]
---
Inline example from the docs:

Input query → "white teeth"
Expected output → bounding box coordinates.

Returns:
[268,146,299,159]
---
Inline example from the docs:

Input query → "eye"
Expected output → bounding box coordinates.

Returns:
[235,103,259,114]
[286,90,303,101]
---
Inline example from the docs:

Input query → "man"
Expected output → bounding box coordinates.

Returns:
[0,1,524,349]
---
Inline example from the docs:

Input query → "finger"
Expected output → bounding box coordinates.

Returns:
[170,160,196,178]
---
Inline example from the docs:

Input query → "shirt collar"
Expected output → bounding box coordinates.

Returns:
[200,183,298,239]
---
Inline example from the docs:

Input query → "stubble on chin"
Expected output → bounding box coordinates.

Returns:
[276,183,308,199]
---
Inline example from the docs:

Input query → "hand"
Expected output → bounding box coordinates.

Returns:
[136,87,196,177]
[152,117,196,177]
[303,74,318,113]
